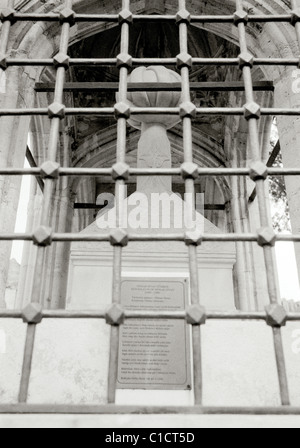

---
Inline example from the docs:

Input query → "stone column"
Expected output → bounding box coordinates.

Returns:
[15,181,42,309]
[275,68,300,283]
[0,64,34,307]
[137,124,172,193]
[40,126,75,310]
[126,66,182,196]
[225,90,274,311]
[42,184,75,310]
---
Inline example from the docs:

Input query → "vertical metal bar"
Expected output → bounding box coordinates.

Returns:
[18,0,72,404]
[291,0,300,46]
[18,325,36,403]
[0,0,37,404]
[0,0,14,55]
[107,0,130,404]
[288,5,300,402]
[236,0,290,406]
[178,0,203,405]
[0,0,295,415]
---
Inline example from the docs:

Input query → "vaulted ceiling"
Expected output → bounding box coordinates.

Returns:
[68,22,241,145]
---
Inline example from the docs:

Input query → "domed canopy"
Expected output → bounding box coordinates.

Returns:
[68,22,241,143]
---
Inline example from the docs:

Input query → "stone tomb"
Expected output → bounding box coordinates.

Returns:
[66,206,236,406]
[67,66,236,404]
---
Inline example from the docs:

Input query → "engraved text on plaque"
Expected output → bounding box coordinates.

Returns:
[117,278,191,390]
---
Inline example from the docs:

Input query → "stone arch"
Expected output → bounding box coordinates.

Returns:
[2,0,299,310]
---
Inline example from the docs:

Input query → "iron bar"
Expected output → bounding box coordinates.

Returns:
[35,81,274,93]
[0,404,300,415]
[4,107,300,117]
[5,57,300,67]
[236,0,290,407]
[18,325,36,403]
[291,0,300,46]
[25,147,44,192]
[0,0,299,418]
[5,13,296,24]
[249,140,281,203]
[1,309,300,321]
[0,232,300,243]
[106,0,131,405]
[2,167,300,177]
[18,0,73,405]
[178,0,203,406]
[0,0,14,57]
[74,203,226,211]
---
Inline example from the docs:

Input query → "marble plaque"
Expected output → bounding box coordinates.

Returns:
[117,278,191,390]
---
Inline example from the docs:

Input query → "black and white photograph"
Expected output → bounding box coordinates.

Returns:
[0,0,300,430]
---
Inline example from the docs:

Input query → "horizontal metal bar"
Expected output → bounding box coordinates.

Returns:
[35,81,274,93]
[0,404,300,415]
[74,202,226,211]
[3,107,300,117]
[205,204,226,211]
[6,59,117,67]
[1,310,300,322]
[11,13,120,22]
[191,15,294,24]
[8,13,295,24]
[1,167,300,177]
[6,56,300,68]
[6,58,239,67]
[0,232,299,243]
[61,167,300,176]
[74,203,107,210]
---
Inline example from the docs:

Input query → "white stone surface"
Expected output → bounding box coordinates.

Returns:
[1,319,300,409]
[67,246,236,312]
[67,204,236,312]
[28,320,110,405]
[1,414,300,429]
[0,320,26,404]
[65,191,237,406]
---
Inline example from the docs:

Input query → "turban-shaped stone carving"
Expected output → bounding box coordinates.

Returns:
[126,66,182,130]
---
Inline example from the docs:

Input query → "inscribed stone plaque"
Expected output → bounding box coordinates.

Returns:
[117,278,191,390]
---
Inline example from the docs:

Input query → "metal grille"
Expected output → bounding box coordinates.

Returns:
[1,0,300,415]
